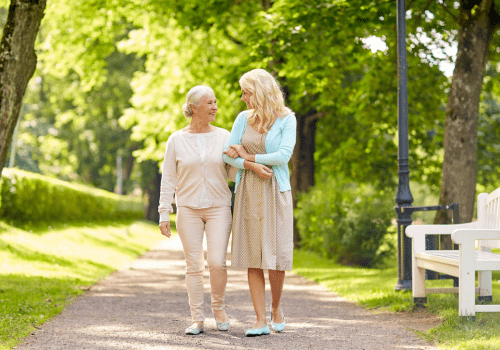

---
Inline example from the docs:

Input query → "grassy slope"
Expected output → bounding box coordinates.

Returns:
[293,249,500,350]
[0,219,170,350]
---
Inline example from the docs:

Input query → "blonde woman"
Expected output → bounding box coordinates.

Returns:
[159,85,232,335]
[223,69,296,336]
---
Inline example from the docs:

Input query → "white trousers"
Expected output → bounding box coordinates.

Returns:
[176,206,232,322]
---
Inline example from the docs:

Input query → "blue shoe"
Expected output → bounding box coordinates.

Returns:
[213,309,230,331]
[245,325,270,337]
[185,325,204,335]
[216,319,230,331]
[271,307,286,332]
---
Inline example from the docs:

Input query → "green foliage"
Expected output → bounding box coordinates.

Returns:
[39,0,129,91]
[295,177,395,267]
[19,45,142,192]
[109,0,452,192]
[109,0,498,197]
[7,0,146,193]
[118,16,245,163]
[409,181,440,223]
[241,0,447,190]
[0,220,166,349]
[8,0,500,211]
[0,169,144,223]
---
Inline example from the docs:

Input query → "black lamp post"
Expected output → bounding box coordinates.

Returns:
[395,0,414,291]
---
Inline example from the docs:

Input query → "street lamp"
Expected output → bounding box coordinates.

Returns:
[394,0,414,291]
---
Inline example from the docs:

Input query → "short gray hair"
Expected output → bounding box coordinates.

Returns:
[182,85,215,117]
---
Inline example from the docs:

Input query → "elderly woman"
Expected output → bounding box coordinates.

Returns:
[158,85,232,335]
[223,69,296,336]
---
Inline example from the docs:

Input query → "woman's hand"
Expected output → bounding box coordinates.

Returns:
[224,144,255,162]
[230,144,248,158]
[159,221,171,238]
[245,161,273,180]
[223,146,239,159]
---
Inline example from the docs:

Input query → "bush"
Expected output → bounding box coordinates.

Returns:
[0,168,144,223]
[294,177,395,267]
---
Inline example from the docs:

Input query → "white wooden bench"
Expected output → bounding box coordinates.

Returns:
[406,187,500,319]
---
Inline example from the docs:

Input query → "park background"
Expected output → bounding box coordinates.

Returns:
[1,0,500,349]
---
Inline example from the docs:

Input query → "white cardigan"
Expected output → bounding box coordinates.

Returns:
[158,127,232,222]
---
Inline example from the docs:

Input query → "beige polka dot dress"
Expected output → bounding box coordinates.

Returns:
[231,123,294,271]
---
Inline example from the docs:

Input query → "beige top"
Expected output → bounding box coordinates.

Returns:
[191,133,211,208]
[158,127,232,222]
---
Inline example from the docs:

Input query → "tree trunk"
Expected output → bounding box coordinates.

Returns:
[145,162,161,222]
[0,0,46,177]
[124,154,135,181]
[434,0,498,226]
[122,144,138,194]
[290,110,319,247]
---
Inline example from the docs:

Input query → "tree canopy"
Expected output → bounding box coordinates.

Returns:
[3,0,500,226]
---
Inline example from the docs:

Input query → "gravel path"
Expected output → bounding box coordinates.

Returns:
[15,235,438,350]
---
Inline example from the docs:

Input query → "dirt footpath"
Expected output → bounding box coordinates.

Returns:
[15,235,438,350]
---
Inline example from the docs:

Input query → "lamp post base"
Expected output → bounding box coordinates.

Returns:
[394,279,412,291]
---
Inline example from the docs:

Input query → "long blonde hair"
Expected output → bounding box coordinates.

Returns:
[239,69,293,132]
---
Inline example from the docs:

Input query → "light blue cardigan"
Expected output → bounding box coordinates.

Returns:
[223,110,297,193]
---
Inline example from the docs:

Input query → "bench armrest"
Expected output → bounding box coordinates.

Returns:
[452,229,500,245]
[406,222,480,238]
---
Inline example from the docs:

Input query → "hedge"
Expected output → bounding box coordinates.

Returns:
[294,177,395,267]
[0,168,145,223]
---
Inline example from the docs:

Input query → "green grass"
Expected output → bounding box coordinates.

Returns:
[293,249,500,350]
[0,218,172,350]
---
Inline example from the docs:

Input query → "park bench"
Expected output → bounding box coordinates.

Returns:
[405,187,500,319]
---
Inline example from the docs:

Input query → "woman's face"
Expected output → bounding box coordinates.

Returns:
[192,92,218,123]
[241,89,253,109]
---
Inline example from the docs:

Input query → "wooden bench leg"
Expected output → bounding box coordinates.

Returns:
[414,297,427,305]
[459,261,476,318]
[478,296,493,303]
[478,270,492,303]
[412,259,426,305]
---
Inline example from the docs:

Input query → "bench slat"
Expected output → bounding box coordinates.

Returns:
[426,287,480,294]
[476,260,500,270]
[426,287,458,294]
[475,250,500,261]
[415,250,459,266]
[475,305,500,313]
[416,258,459,277]
[416,250,500,271]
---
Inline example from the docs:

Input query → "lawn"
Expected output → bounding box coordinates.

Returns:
[293,249,500,350]
[0,219,169,350]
